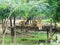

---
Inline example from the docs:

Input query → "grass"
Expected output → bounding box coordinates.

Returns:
[0,32,59,45]
[0,43,60,45]
[0,31,56,44]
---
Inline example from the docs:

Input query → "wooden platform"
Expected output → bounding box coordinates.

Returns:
[8,25,60,32]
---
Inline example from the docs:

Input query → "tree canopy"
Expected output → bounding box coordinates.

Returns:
[0,0,60,22]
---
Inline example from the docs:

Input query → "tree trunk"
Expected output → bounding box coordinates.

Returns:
[10,17,14,43]
[2,19,4,34]
[2,19,7,45]
[49,20,52,43]
[54,18,57,41]
[14,15,16,44]
[2,19,6,34]
[2,19,5,44]
[47,28,49,42]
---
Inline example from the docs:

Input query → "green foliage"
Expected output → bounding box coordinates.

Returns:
[0,0,60,22]
[0,3,10,19]
[47,0,60,22]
